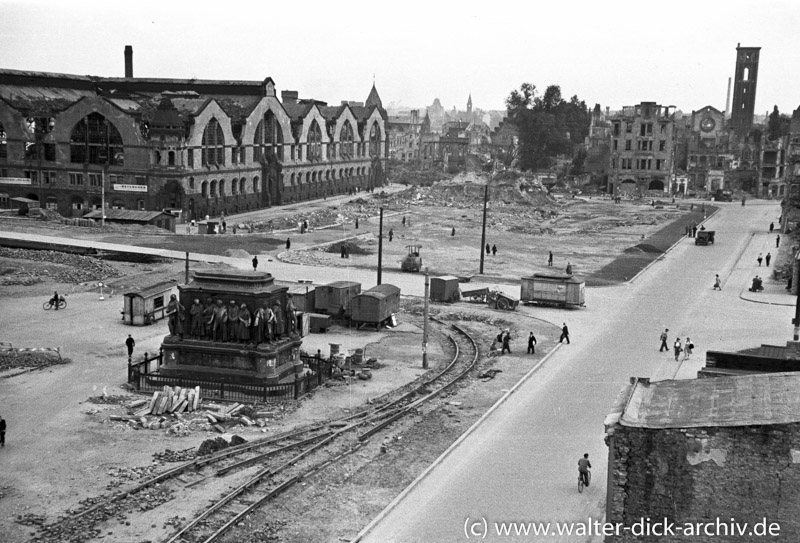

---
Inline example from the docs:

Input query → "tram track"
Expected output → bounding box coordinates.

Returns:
[28,318,479,543]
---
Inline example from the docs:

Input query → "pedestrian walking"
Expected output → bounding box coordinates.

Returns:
[355,218,359,229]
[713,274,722,291]
[125,334,135,359]
[340,245,346,258]
[766,252,772,266]
[770,222,774,233]
[286,238,291,250]
[388,229,393,242]
[222,220,227,233]
[674,338,683,361]
[659,328,669,351]
[692,225,698,237]
[402,216,406,227]
[757,253,763,266]
[501,331,512,354]
[0,415,5,447]
[252,256,258,271]
[559,323,570,344]
[548,251,553,266]
[777,235,781,248]
[485,243,491,255]
[683,337,694,360]
[566,262,573,275]
[527,332,537,354]
[451,227,456,237]
[491,244,497,256]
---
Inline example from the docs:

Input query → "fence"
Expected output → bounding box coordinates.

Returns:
[127,351,334,402]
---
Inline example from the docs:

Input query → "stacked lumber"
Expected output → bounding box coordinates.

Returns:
[131,386,201,417]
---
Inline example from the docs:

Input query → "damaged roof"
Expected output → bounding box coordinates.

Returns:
[618,372,800,429]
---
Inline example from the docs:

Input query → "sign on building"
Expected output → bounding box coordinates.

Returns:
[113,184,148,192]
[0,177,32,185]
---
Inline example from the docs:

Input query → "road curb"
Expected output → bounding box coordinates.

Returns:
[352,341,564,542]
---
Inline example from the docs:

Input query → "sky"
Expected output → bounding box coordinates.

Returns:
[2,0,800,116]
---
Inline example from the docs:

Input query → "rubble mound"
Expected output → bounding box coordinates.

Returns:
[197,437,230,456]
[623,243,663,254]
[324,240,372,255]
[0,247,122,283]
[0,351,68,372]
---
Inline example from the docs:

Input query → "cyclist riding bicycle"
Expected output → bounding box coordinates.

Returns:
[578,453,591,487]
[50,291,61,310]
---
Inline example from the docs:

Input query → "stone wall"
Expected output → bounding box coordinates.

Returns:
[606,423,800,542]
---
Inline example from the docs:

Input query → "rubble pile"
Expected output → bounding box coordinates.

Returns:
[105,465,161,489]
[139,385,202,417]
[0,247,122,283]
[196,434,247,456]
[0,351,67,372]
[27,486,175,543]
[152,448,196,463]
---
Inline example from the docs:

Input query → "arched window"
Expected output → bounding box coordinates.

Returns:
[240,178,246,194]
[218,179,225,196]
[253,176,259,192]
[201,118,225,166]
[306,172,311,183]
[340,120,354,158]
[168,150,175,166]
[369,122,380,157]
[307,120,322,161]
[137,199,145,210]
[188,177,195,190]
[201,181,208,198]
[231,177,238,195]
[210,180,217,197]
[70,113,124,165]
[254,110,284,161]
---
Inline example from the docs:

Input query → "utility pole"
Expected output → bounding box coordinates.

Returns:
[101,169,106,227]
[794,253,800,341]
[377,207,383,285]
[479,183,489,274]
[422,268,429,369]
[185,252,190,284]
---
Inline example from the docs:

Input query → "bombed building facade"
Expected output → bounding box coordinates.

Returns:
[0,47,388,220]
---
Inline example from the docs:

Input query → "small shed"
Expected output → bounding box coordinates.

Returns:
[351,284,401,328]
[123,281,178,325]
[430,275,460,302]
[10,197,40,212]
[520,273,585,308]
[83,209,176,233]
[197,220,219,234]
[289,284,316,313]
[314,281,361,316]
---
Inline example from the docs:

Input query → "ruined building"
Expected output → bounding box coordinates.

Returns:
[0,47,388,220]
[605,375,800,542]
[606,102,676,195]
[729,45,761,139]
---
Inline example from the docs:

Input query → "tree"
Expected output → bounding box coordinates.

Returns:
[505,83,590,171]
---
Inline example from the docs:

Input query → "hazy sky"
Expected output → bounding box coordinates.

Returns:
[2,0,799,116]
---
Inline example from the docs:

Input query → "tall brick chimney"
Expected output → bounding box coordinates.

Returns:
[124,45,133,78]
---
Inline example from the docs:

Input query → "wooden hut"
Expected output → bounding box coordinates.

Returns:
[289,284,316,313]
[123,281,178,325]
[430,275,460,302]
[520,273,585,308]
[314,281,361,316]
[351,284,401,329]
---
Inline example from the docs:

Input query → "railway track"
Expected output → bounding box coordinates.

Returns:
[28,319,479,543]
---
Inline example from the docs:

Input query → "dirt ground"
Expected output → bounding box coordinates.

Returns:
[0,174,727,543]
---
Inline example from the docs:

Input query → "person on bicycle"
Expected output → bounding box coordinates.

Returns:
[50,291,60,311]
[578,453,591,487]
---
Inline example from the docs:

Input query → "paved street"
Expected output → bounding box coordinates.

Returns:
[356,202,793,542]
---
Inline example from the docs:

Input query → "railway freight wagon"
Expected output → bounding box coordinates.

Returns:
[520,273,585,308]
[430,276,460,302]
[314,281,361,317]
[123,282,178,325]
[351,284,401,329]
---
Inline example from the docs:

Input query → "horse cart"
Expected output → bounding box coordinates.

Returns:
[460,287,489,303]
[460,287,518,311]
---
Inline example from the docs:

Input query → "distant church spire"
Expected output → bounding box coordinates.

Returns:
[467,93,473,113]
[366,83,382,109]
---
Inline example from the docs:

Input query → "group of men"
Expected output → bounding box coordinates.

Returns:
[173,296,296,344]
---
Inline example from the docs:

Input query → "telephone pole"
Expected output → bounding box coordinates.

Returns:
[479,183,488,274]
[422,268,430,369]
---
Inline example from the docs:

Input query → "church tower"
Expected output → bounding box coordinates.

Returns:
[467,94,473,113]
[729,43,761,138]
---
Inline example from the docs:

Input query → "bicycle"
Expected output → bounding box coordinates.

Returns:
[43,297,67,310]
[578,470,591,493]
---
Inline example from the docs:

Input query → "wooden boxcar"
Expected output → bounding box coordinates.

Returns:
[520,273,585,308]
[430,276,460,302]
[123,281,178,325]
[314,281,361,316]
[351,284,401,329]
